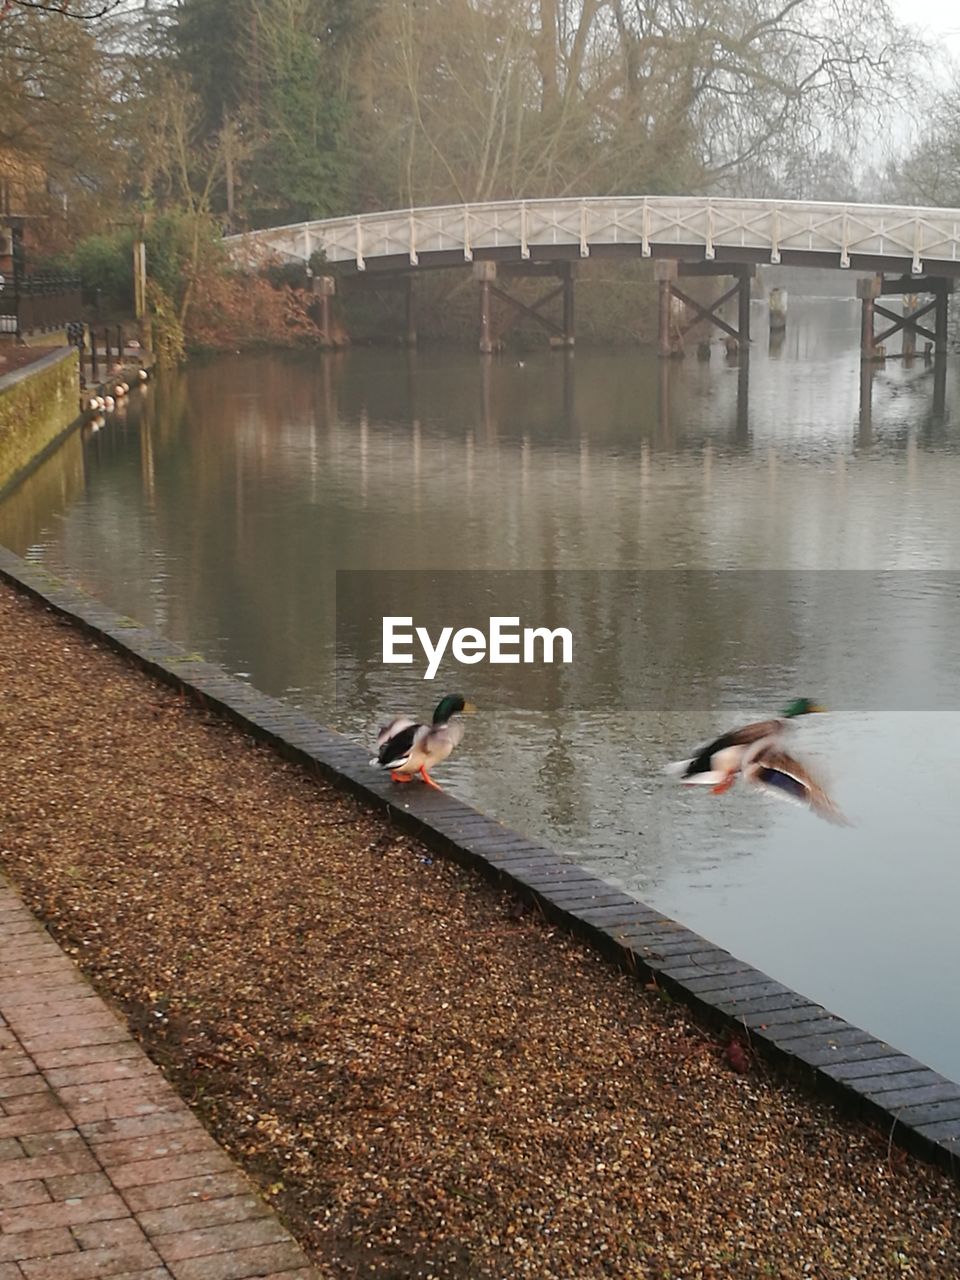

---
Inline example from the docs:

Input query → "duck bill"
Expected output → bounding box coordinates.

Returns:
[462,701,478,715]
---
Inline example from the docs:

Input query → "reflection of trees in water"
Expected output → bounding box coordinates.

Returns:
[7,343,960,729]
[333,568,813,732]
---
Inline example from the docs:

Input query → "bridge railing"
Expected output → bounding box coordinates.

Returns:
[227,196,960,276]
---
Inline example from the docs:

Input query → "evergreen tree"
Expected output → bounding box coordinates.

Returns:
[246,0,352,224]
[168,0,364,226]
[171,0,259,138]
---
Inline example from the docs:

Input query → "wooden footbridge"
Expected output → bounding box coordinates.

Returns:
[227,196,960,359]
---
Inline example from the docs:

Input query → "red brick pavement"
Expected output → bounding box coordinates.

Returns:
[0,876,320,1279]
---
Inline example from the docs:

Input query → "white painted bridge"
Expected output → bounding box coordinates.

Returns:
[227,195,960,276]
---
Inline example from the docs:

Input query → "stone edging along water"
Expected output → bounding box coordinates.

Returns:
[2,545,959,1183]
[0,347,81,495]
[0,346,153,499]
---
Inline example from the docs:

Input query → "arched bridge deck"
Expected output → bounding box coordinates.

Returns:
[228,196,960,277]
[226,197,960,358]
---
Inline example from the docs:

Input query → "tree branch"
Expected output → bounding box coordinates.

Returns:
[1,0,127,19]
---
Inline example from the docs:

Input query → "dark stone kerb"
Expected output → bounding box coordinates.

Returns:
[0,543,958,1184]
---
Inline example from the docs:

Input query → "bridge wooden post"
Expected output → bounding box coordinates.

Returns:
[658,260,754,356]
[737,266,751,356]
[934,348,947,418]
[475,261,497,354]
[868,275,952,364]
[561,262,575,348]
[935,287,949,355]
[655,259,680,357]
[313,275,336,347]
[473,261,572,351]
[902,294,917,360]
[857,275,882,362]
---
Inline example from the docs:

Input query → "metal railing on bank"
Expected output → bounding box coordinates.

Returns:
[0,275,83,338]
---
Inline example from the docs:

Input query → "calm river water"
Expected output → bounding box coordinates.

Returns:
[3,298,960,1079]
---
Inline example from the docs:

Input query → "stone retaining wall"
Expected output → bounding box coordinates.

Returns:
[0,348,80,494]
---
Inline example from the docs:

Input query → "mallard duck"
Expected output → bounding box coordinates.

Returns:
[666,698,825,794]
[667,698,846,824]
[371,693,477,790]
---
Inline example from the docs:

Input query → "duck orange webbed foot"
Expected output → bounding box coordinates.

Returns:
[711,775,737,795]
[419,768,444,791]
[390,771,414,784]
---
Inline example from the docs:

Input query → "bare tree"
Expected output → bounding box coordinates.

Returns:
[1,0,130,20]
[887,74,960,207]
[0,1,130,232]
[359,0,921,209]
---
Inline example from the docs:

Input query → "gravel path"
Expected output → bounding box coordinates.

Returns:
[1,580,958,1279]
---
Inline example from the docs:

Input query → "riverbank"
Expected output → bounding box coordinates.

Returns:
[1,578,959,1278]
[0,347,80,494]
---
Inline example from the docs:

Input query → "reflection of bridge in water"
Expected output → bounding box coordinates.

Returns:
[653,349,949,449]
[312,315,951,460]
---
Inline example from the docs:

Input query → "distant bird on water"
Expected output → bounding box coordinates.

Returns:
[372,693,477,790]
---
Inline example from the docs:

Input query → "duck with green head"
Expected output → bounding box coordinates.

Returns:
[666,698,845,823]
[371,693,477,790]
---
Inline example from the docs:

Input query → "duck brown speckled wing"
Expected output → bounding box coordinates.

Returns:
[743,747,849,826]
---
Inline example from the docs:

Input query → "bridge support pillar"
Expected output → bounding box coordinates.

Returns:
[561,262,575,349]
[313,275,336,347]
[902,294,917,360]
[858,275,883,361]
[737,268,751,355]
[656,259,753,357]
[768,287,788,333]
[934,349,947,417]
[474,259,575,352]
[859,273,952,362]
[655,260,680,357]
[935,288,949,356]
